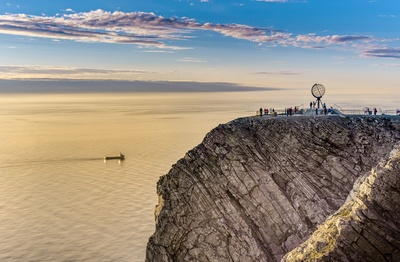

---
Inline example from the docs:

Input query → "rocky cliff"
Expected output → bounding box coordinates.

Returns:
[146,115,400,262]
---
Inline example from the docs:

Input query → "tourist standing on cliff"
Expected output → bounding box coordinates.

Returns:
[259,107,263,116]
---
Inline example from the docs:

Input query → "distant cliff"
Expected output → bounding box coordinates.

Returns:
[146,115,400,262]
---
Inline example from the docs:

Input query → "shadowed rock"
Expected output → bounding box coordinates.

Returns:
[146,115,400,262]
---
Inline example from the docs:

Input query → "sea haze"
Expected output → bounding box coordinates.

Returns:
[0,79,280,93]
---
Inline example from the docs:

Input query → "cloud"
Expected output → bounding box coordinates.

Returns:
[291,34,372,47]
[0,9,383,53]
[178,57,207,63]
[379,14,397,18]
[0,79,280,93]
[0,9,316,48]
[252,71,299,75]
[201,23,291,43]
[362,47,400,59]
[0,10,291,48]
[254,0,308,2]
[0,10,192,49]
[0,65,151,79]
[374,63,400,68]
[255,0,288,2]
[0,65,149,74]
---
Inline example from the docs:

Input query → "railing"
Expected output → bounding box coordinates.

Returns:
[340,110,366,115]
[384,110,398,115]
[255,109,288,116]
[333,104,343,113]
[340,109,399,116]
[256,107,399,117]
[255,108,307,116]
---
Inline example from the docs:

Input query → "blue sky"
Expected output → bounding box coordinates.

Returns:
[0,0,400,94]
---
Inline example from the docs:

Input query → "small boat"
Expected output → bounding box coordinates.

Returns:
[104,153,125,161]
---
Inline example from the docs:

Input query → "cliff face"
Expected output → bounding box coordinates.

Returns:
[146,116,400,262]
[283,145,400,261]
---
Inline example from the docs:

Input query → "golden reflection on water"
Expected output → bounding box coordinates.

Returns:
[0,92,269,262]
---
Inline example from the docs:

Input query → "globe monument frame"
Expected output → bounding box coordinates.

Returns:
[311,83,325,109]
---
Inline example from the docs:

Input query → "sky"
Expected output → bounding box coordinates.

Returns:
[0,0,400,95]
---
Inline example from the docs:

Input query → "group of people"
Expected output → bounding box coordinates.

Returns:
[258,103,333,116]
[258,106,300,116]
[258,102,399,117]
[309,101,317,109]
[363,107,378,115]
[309,101,331,115]
[285,107,299,116]
[259,107,276,116]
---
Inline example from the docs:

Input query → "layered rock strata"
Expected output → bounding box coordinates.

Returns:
[282,145,400,261]
[146,116,400,261]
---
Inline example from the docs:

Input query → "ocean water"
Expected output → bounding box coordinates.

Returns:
[0,91,274,262]
[0,90,398,262]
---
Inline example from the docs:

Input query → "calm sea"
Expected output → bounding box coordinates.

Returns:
[0,90,397,261]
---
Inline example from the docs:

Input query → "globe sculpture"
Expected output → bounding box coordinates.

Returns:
[311,83,325,108]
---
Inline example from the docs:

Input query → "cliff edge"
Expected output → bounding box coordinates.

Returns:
[146,115,400,261]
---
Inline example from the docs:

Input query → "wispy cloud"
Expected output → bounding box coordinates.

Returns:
[254,0,308,2]
[0,79,280,93]
[288,34,373,48]
[362,47,400,58]
[379,14,397,18]
[0,10,289,49]
[0,9,391,56]
[252,71,299,75]
[374,63,400,68]
[255,0,288,2]
[0,65,151,79]
[178,57,207,63]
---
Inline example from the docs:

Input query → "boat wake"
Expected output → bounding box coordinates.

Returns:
[0,157,105,169]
